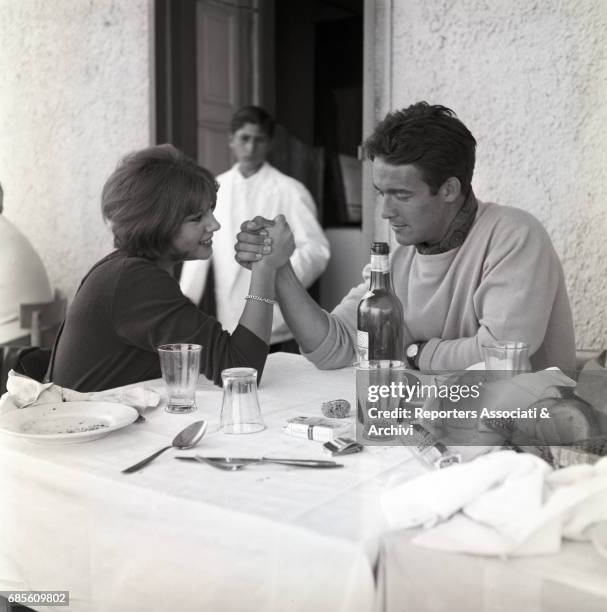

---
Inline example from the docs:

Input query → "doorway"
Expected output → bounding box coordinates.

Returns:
[272,0,364,227]
[155,0,368,307]
[156,0,364,216]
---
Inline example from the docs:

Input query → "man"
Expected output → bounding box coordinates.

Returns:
[235,102,576,372]
[180,106,330,352]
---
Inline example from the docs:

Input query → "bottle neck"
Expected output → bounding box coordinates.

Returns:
[369,254,391,290]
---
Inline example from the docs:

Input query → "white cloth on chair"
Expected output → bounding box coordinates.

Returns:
[381,449,607,557]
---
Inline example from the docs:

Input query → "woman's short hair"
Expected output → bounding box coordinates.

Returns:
[101,144,218,260]
[364,102,477,196]
[230,106,275,138]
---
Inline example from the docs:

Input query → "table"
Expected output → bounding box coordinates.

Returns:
[1,353,606,612]
[0,353,422,612]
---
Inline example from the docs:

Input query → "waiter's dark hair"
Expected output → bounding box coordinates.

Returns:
[101,144,218,261]
[364,102,476,195]
[230,105,275,138]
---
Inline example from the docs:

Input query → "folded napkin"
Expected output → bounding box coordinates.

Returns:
[381,449,607,557]
[0,370,160,415]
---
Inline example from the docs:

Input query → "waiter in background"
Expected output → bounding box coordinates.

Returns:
[180,106,330,353]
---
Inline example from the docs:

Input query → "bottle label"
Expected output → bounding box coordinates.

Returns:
[357,330,369,361]
[370,254,389,273]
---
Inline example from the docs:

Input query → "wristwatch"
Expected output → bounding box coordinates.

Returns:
[406,342,426,370]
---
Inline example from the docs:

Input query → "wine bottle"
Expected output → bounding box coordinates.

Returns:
[356,242,404,361]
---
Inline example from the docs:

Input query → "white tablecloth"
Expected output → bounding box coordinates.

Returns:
[2,353,605,612]
[0,353,421,612]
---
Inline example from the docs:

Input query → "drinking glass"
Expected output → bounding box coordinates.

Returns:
[355,360,420,444]
[158,344,202,413]
[220,367,265,434]
[481,341,531,380]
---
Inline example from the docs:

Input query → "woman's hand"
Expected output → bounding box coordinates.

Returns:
[255,215,294,270]
[234,216,275,270]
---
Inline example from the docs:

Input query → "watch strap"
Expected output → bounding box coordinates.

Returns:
[414,342,427,369]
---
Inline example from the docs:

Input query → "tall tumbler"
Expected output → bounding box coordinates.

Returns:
[481,341,531,380]
[158,343,202,413]
[220,367,265,434]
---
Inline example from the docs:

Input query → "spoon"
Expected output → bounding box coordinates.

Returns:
[122,420,207,474]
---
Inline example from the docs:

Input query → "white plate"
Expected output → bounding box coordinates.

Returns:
[0,401,138,444]
[467,362,485,370]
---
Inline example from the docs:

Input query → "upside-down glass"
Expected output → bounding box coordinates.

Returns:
[220,367,265,434]
[158,344,202,413]
[481,341,531,380]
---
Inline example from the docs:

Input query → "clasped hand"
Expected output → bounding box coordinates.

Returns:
[234,215,294,270]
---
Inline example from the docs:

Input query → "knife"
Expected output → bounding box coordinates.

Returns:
[175,456,344,468]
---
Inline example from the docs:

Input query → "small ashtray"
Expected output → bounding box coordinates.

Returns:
[323,436,363,456]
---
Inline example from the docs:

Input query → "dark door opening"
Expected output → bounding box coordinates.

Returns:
[156,0,364,227]
[274,0,364,227]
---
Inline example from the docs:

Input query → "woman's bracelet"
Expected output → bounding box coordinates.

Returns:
[245,294,277,305]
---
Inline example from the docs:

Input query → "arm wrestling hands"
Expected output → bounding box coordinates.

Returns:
[235,216,329,352]
[236,214,296,272]
[235,215,294,343]
[235,216,278,270]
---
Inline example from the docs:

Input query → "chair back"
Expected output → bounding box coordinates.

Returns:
[0,346,52,395]
[19,290,66,346]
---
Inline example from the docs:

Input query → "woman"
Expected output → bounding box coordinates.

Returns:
[50,145,294,391]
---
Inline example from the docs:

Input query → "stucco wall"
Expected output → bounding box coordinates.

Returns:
[376,0,607,349]
[0,0,152,300]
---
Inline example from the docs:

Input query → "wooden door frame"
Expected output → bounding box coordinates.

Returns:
[154,0,198,159]
[362,0,387,246]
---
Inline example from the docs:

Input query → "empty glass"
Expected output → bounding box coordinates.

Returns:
[158,344,202,413]
[481,341,531,380]
[355,360,419,444]
[220,367,265,434]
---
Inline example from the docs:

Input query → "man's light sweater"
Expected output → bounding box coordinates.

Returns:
[303,201,575,372]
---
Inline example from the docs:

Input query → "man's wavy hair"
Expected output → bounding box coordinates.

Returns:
[101,144,218,261]
[230,105,275,138]
[364,102,477,196]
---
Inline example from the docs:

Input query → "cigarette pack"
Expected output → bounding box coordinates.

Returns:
[283,416,351,442]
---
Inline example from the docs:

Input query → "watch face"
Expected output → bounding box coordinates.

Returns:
[406,344,418,358]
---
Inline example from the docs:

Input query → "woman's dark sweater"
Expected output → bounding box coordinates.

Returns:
[51,252,268,391]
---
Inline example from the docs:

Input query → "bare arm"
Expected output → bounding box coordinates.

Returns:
[234,217,328,352]
[274,262,329,353]
[236,215,294,343]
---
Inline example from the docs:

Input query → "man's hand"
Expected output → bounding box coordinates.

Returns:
[234,216,276,270]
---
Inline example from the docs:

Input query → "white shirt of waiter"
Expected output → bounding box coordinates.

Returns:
[180,162,330,344]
